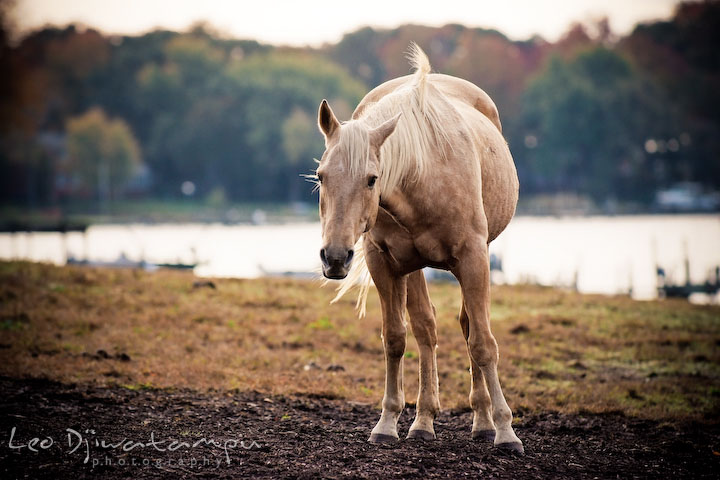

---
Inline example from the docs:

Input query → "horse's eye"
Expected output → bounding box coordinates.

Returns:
[368,176,377,188]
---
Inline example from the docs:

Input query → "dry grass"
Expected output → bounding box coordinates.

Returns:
[0,261,718,423]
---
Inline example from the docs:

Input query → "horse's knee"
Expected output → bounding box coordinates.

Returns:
[383,329,406,359]
[468,335,498,367]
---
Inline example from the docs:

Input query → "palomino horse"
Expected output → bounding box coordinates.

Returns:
[314,44,523,453]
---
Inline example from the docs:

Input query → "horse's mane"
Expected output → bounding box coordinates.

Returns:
[337,43,464,198]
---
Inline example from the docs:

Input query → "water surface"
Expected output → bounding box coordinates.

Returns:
[1,215,718,301]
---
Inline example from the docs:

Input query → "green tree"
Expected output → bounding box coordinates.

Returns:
[522,48,675,203]
[135,43,366,201]
[223,52,366,200]
[65,107,142,201]
[282,107,321,166]
[282,107,324,201]
[327,27,386,87]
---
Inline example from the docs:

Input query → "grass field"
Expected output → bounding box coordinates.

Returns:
[0,261,718,424]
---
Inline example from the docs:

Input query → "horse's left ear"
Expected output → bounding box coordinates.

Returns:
[318,99,341,142]
[370,112,401,151]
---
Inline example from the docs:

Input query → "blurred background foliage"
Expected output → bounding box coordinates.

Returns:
[1,1,718,214]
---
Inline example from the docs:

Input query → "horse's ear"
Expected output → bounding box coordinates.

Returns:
[370,112,401,151]
[318,99,340,142]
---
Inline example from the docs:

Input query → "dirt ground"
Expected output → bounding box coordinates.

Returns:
[2,262,719,423]
[2,263,719,478]
[1,376,718,479]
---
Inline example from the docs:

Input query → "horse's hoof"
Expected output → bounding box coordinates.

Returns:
[368,433,399,444]
[407,429,436,440]
[495,441,524,454]
[472,429,496,442]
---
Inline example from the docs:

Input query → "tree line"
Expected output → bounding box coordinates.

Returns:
[1,1,718,209]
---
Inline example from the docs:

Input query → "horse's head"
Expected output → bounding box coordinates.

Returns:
[315,99,400,279]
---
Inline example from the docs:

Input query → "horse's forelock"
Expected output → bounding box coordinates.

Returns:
[337,122,371,179]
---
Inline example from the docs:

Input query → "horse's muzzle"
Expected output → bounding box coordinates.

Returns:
[320,246,354,279]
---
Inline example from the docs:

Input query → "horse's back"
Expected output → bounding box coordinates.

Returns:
[353,74,502,133]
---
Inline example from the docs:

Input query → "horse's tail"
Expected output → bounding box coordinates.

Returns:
[329,237,372,317]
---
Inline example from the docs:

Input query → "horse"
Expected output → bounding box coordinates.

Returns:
[313,43,523,453]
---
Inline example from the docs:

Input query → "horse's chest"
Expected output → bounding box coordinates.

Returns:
[370,208,460,274]
[413,233,452,266]
[369,228,453,274]
[369,233,417,273]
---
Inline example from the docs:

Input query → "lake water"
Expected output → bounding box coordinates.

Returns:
[1,215,719,302]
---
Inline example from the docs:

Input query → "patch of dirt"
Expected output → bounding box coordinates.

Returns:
[0,376,717,479]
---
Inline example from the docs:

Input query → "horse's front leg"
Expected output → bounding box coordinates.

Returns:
[406,269,440,440]
[452,240,524,453]
[366,243,408,443]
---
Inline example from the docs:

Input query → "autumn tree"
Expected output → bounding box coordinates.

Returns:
[65,107,141,201]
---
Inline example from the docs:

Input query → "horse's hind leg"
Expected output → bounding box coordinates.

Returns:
[452,241,523,453]
[459,302,495,442]
[406,270,440,440]
[365,242,408,443]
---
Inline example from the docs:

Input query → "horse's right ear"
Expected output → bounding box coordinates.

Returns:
[318,99,340,142]
[369,112,401,151]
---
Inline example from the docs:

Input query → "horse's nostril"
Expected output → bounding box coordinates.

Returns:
[321,247,353,270]
[320,248,328,265]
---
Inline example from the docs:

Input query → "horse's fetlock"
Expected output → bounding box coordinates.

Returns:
[417,396,440,418]
[382,399,404,415]
[469,390,490,411]
[493,406,513,427]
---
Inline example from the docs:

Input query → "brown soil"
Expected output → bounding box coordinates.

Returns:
[1,376,717,479]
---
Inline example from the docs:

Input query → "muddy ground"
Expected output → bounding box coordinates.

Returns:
[1,376,717,479]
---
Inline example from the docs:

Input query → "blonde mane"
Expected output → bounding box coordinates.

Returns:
[329,43,477,315]
[337,43,464,198]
